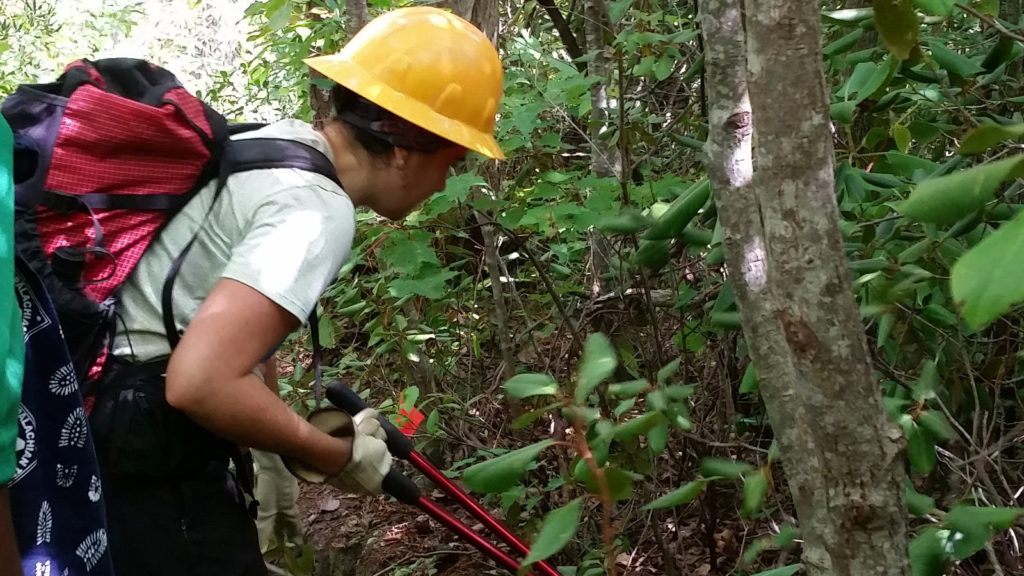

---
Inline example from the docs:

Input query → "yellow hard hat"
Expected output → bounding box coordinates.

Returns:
[305,7,504,160]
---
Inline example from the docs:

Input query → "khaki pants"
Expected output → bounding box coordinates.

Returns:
[252,449,304,552]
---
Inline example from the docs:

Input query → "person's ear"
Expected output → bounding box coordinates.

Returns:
[390,147,411,171]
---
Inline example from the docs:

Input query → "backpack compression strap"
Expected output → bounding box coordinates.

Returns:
[161,137,340,407]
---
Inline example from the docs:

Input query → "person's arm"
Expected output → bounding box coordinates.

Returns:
[257,354,279,395]
[165,278,349,476]
[0,487,23,576]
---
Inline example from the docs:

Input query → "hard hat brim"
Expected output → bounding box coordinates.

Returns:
[305,55,505,160]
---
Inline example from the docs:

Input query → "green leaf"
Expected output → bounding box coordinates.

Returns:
[913,0,956,15]
[823,28,865,57]
[830,101,857,125]
[521,499,582,567]
[631,239,672,271]
[664,384,696,401]
[462,440,555,493]
[873,0,920,60]
[750,566,802,576]
[648,418,668,455]
[608,379,649,398]
[378,231,444,272]
[646,389,668,412]
[928,41,984,77]
[420,173,485,217]
[910,527,950,576]
[265,0,291,30]
[912,360,939,401]
[897,156,1024,224]
[643,179,711,240]
[917,410,953,441]
[598,209,653,234]
[656,358,681,384]
[317,313,337,348]
[576,333,618,403]
[959,123,1024,155]
[952,209,1024,328]
[700,457,753,480]
[613,411,665,441]
[426,409,440,434]
[739,363,759,394]
[972,0,999,15]
[897,239,932,263]
[944,506,1024,559]
[824,7,875,23]
[894,124,912,153]
[907,482,937,516]
[512,403,561,430]
[877,312,895,349]
[742,472,769,517]
[644,479,708,510]
[580,467,635,501]
[614,397,637,418]
[608,0,631,22]
[388,269,458,299]
[505,373,560,399]
[654,57,674,81]
[900,416,937,474]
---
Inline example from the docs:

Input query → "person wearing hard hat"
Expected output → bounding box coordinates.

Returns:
[97,7,503,576]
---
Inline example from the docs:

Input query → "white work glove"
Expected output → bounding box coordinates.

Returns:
[285,407,392,495]
[352,407,388,442]
[252,449,304,553]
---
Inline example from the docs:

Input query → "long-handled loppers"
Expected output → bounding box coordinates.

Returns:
[326,382,562,576]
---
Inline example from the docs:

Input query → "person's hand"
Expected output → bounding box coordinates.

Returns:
[352,407,387,442]
[284,408,392,495]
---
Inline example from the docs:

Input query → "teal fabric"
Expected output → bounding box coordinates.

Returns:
[0,114,25,483]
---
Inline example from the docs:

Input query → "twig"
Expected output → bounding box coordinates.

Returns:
[956,3,1024,44]
[475,211,587,347]
[985,541,1007,576]
[571,412,619,576]
[367,550,476,576]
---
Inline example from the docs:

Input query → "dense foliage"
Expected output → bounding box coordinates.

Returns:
[3,0,1024,574]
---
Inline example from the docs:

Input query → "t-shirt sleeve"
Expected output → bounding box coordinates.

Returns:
[1,116,24,484]
[221,184,355,323]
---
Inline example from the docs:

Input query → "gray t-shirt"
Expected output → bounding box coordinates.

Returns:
[112,120,355,362]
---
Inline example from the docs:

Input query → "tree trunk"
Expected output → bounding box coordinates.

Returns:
[705,0,913,574]
[584,0,619,302]
[308,1,368,129]
[438,0,498,43]
[437,0,518,411]
[345,0,368,35]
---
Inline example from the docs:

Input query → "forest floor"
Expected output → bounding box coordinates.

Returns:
[287,480,751,576]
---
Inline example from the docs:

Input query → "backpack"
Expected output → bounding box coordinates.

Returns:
[4,58,331,394]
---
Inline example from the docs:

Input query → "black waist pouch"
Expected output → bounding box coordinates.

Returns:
[90,359,231,478]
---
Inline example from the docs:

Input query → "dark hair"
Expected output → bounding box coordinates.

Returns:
[331,84,455,157]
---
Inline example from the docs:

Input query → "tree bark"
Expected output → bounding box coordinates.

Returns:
[585,0,619,301]
[345,0,368,35]
[704,0,913,574]
[438,0,498,43]
[438,0,518,411]
[308,1,369,129]
[537,0,586,71]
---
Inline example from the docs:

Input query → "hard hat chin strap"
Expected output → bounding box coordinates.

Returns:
[339,105,452,153]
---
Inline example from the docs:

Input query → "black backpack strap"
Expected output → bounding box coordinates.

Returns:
[160,137,338,400]
[309,308,322,409]
[227,138,339,184]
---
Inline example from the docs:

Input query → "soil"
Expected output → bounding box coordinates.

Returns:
[295,482,516,576]
[286,480,753,576]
